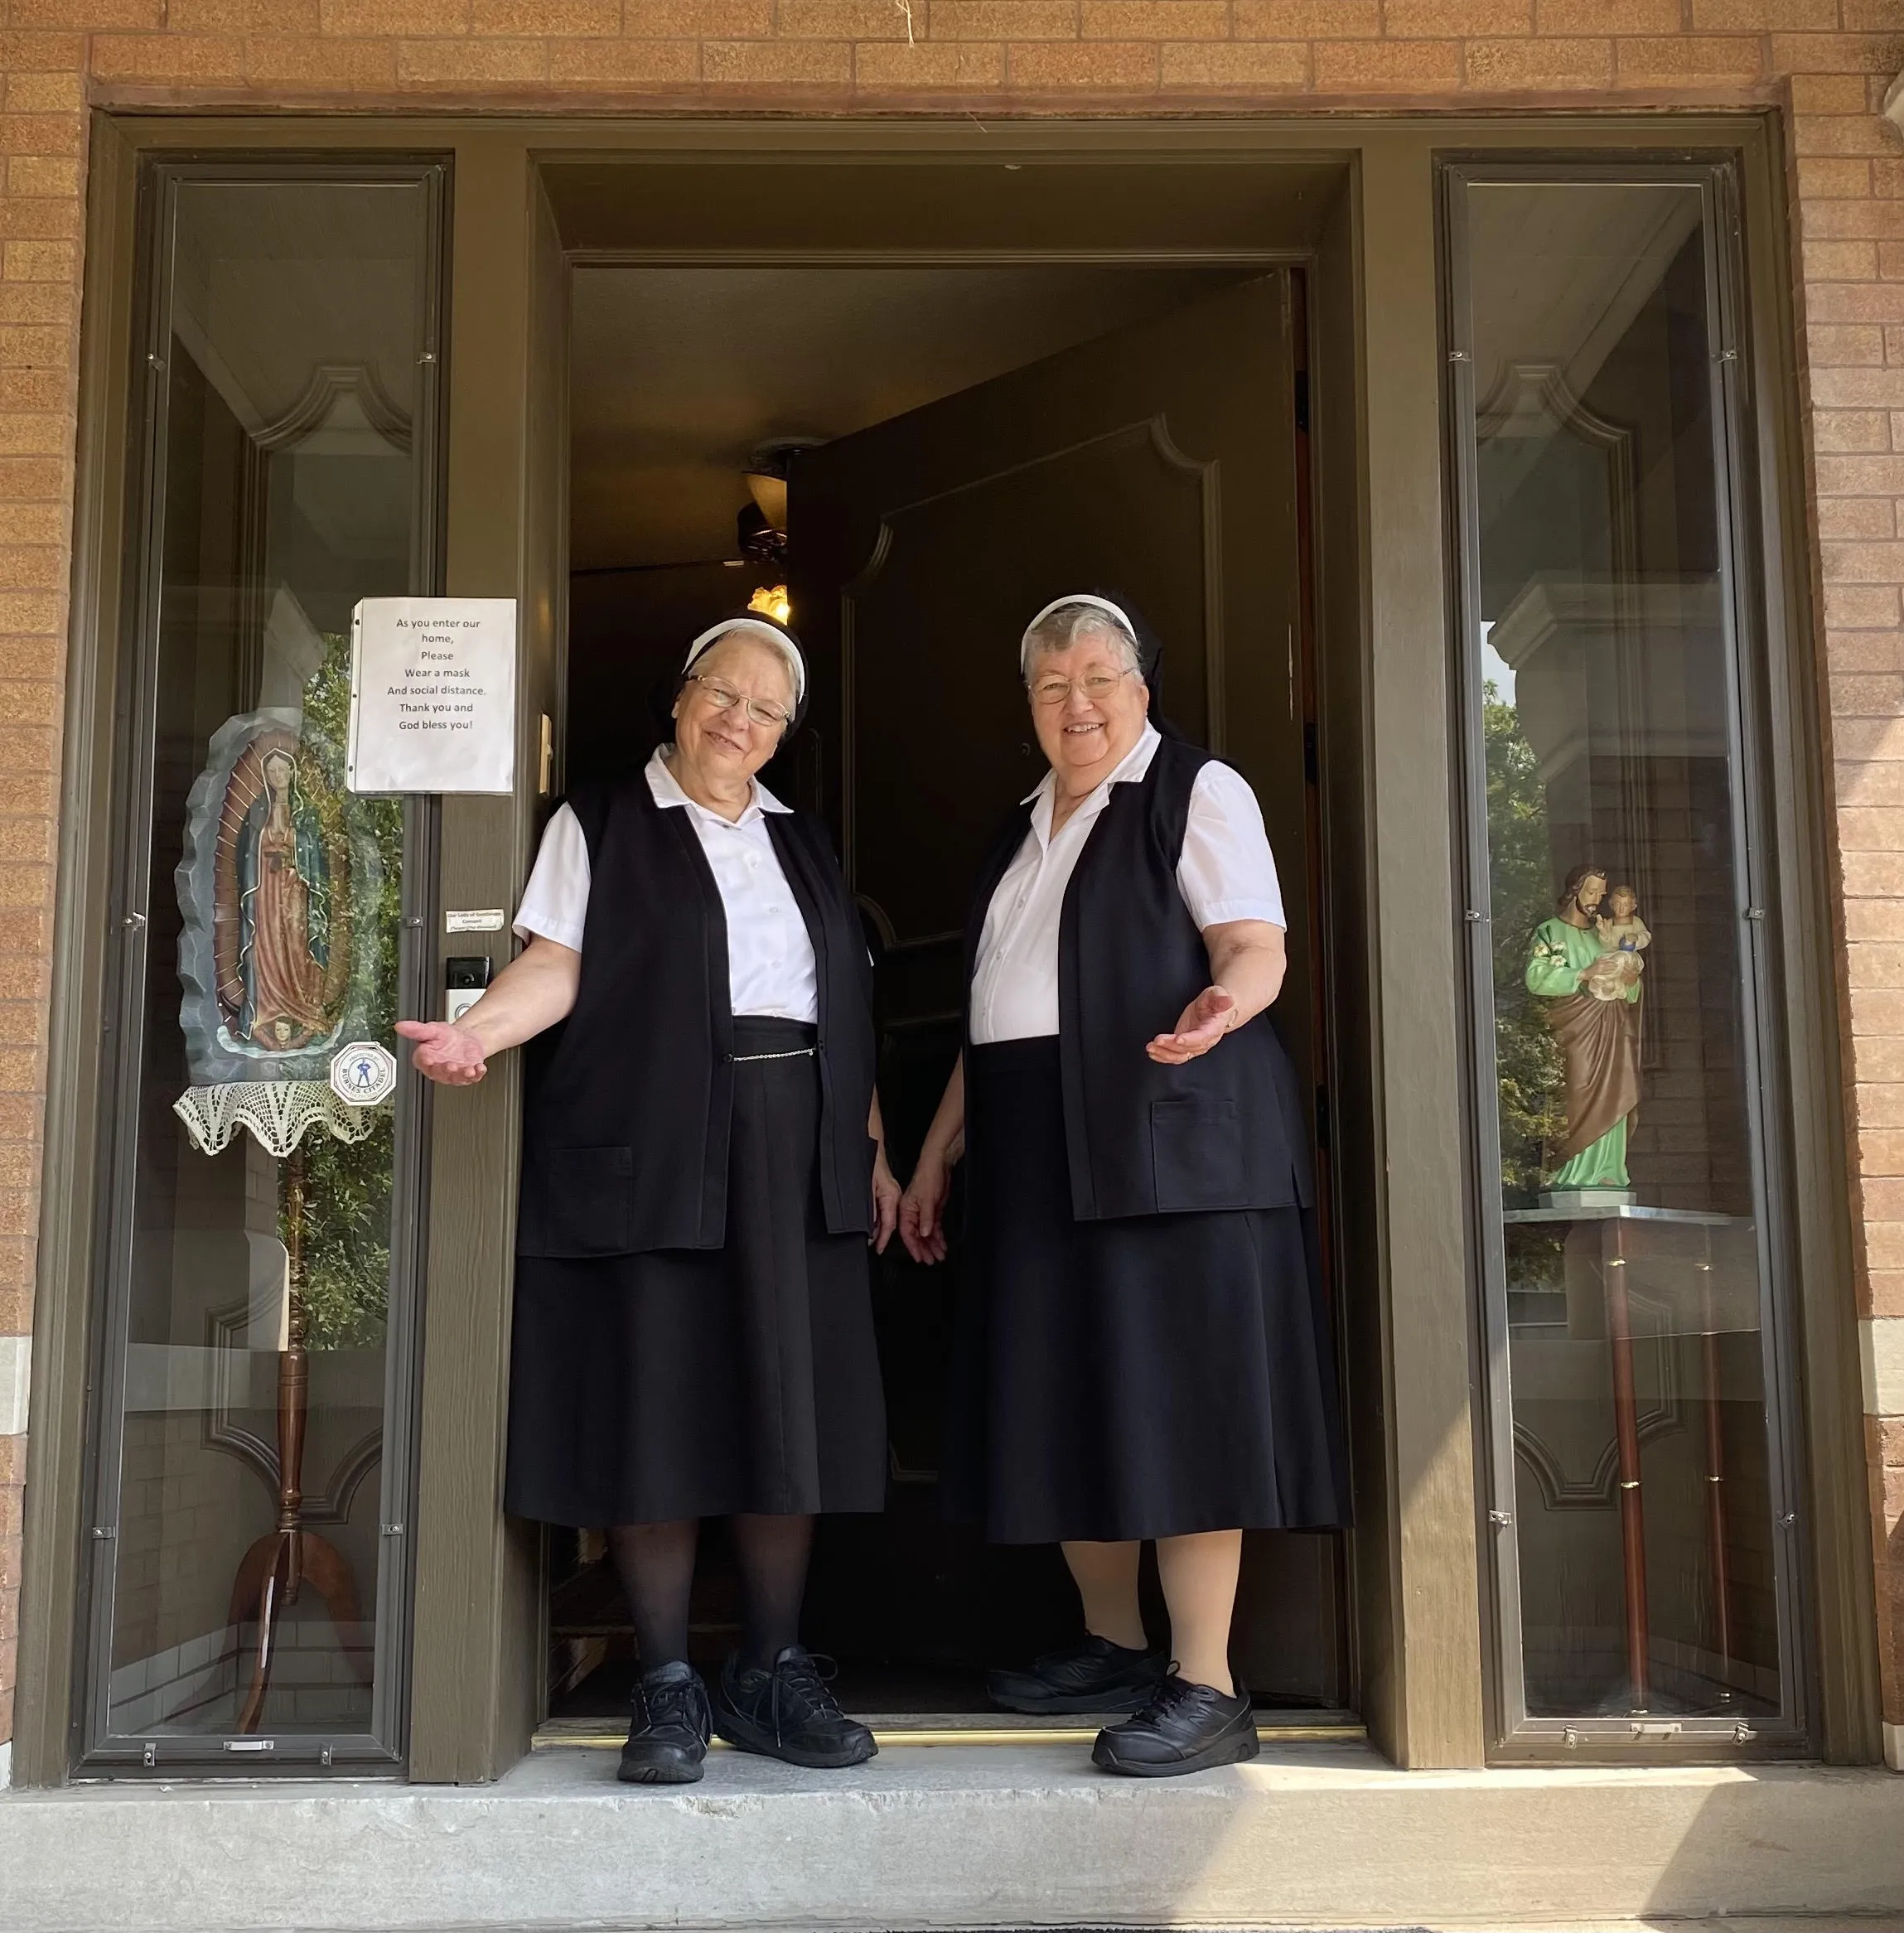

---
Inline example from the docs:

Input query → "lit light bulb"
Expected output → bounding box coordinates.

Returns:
[749,583,791,626]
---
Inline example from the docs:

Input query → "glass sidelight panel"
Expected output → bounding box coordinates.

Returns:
[1447,168,1802,1739]
[82,165,442,1768]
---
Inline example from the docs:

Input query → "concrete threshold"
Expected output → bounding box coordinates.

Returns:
[0,1740,1901,1933]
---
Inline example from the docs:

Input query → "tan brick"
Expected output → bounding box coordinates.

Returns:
[1537,0,1676,27]
[1388,0,1529,30]
[853,40,1004,85]
[1834,674,1904,718]
[1791,71,1873,114]
[1878,240,1904,281]
[1615,33,1767,85]
[396,36,545,80]
[1463,36,1612,87]
[1819,455,1904,495]
[1694,0,1834,22]
[0,31,84,67]
[319,0,470,31]
[1865,1134,1904,1185]
[1810,334,1889,376]
[1808,239,1882,281]
[1806,205,1904,250]
[932,0,1076,34]
[1160,39,1308,85]
[1879,159,1904,199]
[548,36,701,81]
[0,1438,23,1488]
[1314,36,1461,89]
[1815,367,1904,408]
[0,417,68,460]
[1814,282,1904,325]
[1,241,75,284]
[0,114,83,159]
[1797,114,1904,159]
[777,0,910,35]
[1820,499,1896,540]
[89,32,247,80]
[0,819,51,872]
[1799,156,1876,200]
[8,0,159,23]
[0,596,61,635]
[0,681,57,727]
[471,0,618,28]
[1772,33,1904,77]
[0,460,70,505]
[3,161,81,203]
[0,285,75,330]
[1083,0,1229,35]
[243,35,399,87]
[1235,0,1379,29]
[620,0,766,26]
[170,0,321,27]
[1007,39,1157,85]
[0,729,56,776]
[0,505,62,547]
[703,36,853,81]
[2,72,83,114]
[0,546,63,592]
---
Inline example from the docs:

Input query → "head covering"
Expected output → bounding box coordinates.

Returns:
[1018,594,1142,679]
[682,613,807,707]
[1020,589,1169,715]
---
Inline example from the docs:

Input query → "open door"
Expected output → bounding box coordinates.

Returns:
[790,273,1345,1706]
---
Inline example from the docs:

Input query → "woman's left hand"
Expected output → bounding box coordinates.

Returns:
[1147,985,1238,1064]
[871,1145,901,1254]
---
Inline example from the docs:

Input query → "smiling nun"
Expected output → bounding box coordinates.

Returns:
[900,594,1350,1778]
[400,613,897,1787]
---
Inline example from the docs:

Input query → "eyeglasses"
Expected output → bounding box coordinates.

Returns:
[686,673,792,730]
[1028,667,1136,707]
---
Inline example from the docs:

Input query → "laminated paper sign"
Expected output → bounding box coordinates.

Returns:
[346,597,517,795]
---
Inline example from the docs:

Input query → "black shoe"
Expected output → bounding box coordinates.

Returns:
[711,1645,877,1770]
[617,1659,712,1785]
[988,1634,1168,1715]
[1091,1673,1260,1777]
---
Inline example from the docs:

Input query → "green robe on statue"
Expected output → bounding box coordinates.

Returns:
[1525,916,1643,1191]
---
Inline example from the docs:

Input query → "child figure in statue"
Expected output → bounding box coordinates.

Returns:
[1595,884,1651,959]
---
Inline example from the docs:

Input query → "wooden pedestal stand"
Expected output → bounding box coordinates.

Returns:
[226,1143,365,1733]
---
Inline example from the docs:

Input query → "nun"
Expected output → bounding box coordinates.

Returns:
[899,594,1349,1778]
[399,613,897,1786]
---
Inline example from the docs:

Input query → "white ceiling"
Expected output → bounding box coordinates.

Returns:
[568,263,1250,573]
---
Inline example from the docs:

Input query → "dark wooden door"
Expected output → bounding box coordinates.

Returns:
[790,273,1343,1708]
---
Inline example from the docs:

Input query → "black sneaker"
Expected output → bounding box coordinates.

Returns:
[710,1645,877,1770]
[617,1659,713,1785]
[1091,1673,1260,1777]
[988,1634,1168,1715]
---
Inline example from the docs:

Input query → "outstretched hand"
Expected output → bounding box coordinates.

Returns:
[871,1147,901,1254]
[1147,985,1238,1064]
[396,1018,488,1086]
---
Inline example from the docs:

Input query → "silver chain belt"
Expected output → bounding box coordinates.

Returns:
[730,1046,816,1063]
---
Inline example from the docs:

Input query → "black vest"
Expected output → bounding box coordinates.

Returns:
[517,773,877,1257]
[964,734,1312,1220]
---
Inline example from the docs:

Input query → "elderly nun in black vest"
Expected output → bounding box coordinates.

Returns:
[399,613,897,1786]
[900,594,1350,1779]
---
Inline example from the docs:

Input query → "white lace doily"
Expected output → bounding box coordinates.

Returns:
[173,1079,387,1158]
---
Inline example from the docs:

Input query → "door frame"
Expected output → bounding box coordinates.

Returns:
[16,109,1868,1786]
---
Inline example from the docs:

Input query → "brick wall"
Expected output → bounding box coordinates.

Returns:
[2,2,1902,1771]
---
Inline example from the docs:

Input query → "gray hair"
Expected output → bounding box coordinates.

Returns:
[1020,597,1142,684]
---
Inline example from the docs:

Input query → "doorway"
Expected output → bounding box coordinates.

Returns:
[542,165,1350,1726]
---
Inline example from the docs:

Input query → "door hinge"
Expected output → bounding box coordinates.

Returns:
[1302,720,1319,785]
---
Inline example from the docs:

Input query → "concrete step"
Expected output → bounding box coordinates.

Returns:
[0,1740,1900,1933]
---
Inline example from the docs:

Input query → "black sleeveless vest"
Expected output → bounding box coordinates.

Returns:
[517,772,877,1258]
[964,734,1312,1221]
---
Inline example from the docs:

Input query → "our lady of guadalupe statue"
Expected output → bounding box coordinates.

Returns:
[228,742,338,1051]
[1525,863,1645,1195]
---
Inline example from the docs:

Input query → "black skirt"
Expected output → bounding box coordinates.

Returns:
[505,1017,887,1528]
[943,1037,1351,1545]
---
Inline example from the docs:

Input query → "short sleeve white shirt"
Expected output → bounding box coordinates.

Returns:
[512,748,820,1024]
[969,723,1285,1045]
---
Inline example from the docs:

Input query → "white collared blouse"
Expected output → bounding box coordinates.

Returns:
[969,723,1286,1045]
[513,746,821,1024]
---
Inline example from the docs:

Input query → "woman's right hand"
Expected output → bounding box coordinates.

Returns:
[396,1018,488,1086]
[900,1152,954,1265]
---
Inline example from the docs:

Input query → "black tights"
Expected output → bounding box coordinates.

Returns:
[606,1514,814,1674]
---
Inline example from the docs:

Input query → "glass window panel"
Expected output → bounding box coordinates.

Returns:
[1452,176,1795,1728]
[92,172,435,1757]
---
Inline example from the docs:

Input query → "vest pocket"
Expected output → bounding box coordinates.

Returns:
[1148,1096,1248,1212]
[528,1143,635,1256]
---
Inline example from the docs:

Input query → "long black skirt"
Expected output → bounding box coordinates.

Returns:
[505,1018,887,1528]
[943,1037,1351,1545]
